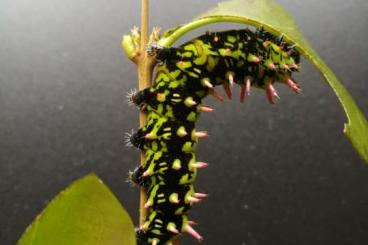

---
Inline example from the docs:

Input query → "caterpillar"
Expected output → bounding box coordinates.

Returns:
[127,27,301,245]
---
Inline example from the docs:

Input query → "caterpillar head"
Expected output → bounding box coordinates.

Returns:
[147,43,177,65]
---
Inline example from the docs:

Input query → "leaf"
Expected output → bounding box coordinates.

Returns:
[18,174,136,245]
[158,0,368,163]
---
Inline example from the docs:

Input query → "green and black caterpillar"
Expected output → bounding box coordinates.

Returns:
[127,27,301,245]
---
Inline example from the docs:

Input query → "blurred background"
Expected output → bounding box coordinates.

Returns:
[0,0,367,244]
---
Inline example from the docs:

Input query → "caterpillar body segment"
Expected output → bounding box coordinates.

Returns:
[128,28,301,244]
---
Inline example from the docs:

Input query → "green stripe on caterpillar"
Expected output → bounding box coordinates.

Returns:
[128,27,301,245]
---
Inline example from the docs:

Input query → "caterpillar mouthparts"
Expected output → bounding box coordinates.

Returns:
[127,28,301,244]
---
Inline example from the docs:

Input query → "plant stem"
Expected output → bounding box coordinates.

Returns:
[158,16,282,47]
[137,2,180,244]
[138,0,151,227]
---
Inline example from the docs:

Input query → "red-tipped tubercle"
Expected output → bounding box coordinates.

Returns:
[191,162,209,169]
[198,105,214,113]
[177,128,188,137]
[268,63,277,70]
[178,60,185,67]
[202,79,213,89]
[140,223,149,231]
[144,132,154,139]
[186,98,197,107]
[287,79,302,93]
[228,73,234,87]
[250,55,261,63]
[187,196,202,203]
[266,88,274,104]
[144,201,152,208]
[266,83,280,104]
[187,220,197,226]
[209,89,224,102]
[194,131,209,138]
[193,193,208,198]
[167,226,180,234]
[283,64,290,70]
[223,83,232,99]
[185,224,203,242]
[240,84,246,103]
[291,64,300,71]
[246,79,251,95]
[171,195,180,204]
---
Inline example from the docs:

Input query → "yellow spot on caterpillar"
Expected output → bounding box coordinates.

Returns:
[193,40,208,65]
[158,167,168,174]
[184,97,197,107]
[168,80,180,88]
[167,222,179,233]
[141,222,149,231]
[156,104,164,114]
[151,229,161,235]
[271,43,281,53]
[221,48,232,56]
[170,69,181,79]
[156,93,166,102]
[193,67,201,74]
[182,141,196,152]
[145,162,155,176]
[157,199,166,204]
[165,105,174,117]
[175,206,185,215]
[179,173,196,185]
[171,98,182,103]
[148,185,159,206]
[186,111,197,122]
[206,56,219,72]
[176,127,188,137]
[169,193,179,203]
[183,44,198,56]
[194,55,207,66]
[263,41,272,47]
[151,141,158,151]
[156,72,170,82]
[182,51,193,58]
[172,159,182,170]
[227,35,236,43]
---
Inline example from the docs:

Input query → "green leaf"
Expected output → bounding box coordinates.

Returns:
[158,0,368,163]
[18,174,136,245]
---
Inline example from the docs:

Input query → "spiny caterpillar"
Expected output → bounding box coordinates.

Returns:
[127,28,301,245]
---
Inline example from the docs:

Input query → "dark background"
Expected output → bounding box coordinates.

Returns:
[1,0,367,244]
